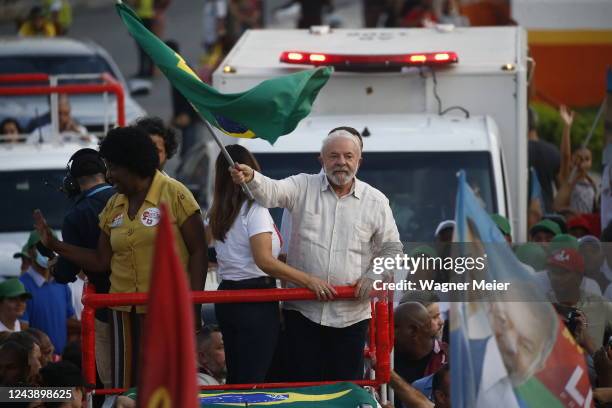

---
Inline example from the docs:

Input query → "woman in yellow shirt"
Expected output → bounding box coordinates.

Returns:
[34,126,207,388]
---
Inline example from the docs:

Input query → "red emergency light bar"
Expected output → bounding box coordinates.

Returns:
[280,51,458,71]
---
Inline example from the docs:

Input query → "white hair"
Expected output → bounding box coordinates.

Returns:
[321,129,362,155]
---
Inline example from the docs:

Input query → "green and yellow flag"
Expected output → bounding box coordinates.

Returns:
[124,382,378,407]
[116,1,332,144]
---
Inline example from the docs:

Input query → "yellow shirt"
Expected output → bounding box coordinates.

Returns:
[18,21,56,37]
[99,171,200,312]
[136,0,155,19]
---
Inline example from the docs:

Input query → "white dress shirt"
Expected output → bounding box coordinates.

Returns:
[247,171,403,328]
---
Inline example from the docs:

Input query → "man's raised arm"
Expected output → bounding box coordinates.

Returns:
[230,163,302,211]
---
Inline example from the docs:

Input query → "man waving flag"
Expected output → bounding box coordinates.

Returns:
[115,0,332,145]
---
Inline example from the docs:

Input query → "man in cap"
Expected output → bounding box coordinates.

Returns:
[567,215,594,239]
[12,245,31,275]
[578,235,608,293]
[514,243,547,271]
[491,213,512,244]
[547,248,612,351]
[529,219,561,243]
[0,279,32,332]
[53,147,115,389]
[19,231,78,354]
[536,240,603,297]
[434,220,455,243]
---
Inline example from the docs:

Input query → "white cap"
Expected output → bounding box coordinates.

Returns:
[578,235,601,249]
[434,220,456,237]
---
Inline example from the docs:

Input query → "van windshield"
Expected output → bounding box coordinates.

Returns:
[255,151,496,242]
[0,170,71,232]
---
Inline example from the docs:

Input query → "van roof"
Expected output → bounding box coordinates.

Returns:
[232,114,498,153]
[219,26,521,77]
[0,141,98,171]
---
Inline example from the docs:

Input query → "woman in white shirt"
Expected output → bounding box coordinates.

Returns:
[208,145,335,384]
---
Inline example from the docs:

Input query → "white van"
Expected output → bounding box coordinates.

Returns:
[212,26,529,242]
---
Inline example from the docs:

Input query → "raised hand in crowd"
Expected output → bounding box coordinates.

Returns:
[33,210,58,250]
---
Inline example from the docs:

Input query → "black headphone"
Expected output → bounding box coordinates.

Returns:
[61,148,107,198]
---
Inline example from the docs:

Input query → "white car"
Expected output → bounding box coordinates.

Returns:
[0,37,149,135]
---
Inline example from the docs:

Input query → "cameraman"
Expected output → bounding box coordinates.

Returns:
[53,148,115,392]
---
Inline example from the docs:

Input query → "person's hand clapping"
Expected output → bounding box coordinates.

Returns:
[33,209,57,250]
[229,163,254,185]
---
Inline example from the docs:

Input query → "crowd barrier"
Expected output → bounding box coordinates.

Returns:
[81,285,393,398]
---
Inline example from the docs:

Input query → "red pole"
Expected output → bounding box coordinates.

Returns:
[367,300,376,359]
[82,286,388,395]
[375,300,391,383]
[81,284,97,388]
[0,77,126,127]
[101,73,125,126]
[388,291,395,353]
[81,286,359,308]
[0,73,49,83]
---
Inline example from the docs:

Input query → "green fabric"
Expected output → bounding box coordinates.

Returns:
[116,1,332,145]
[0,278,32,300]
[490,213,511,236]
[515,378,565,408]
[124,382,377,407]
[549,234,579,252]
[529,219,562,237]
[514,243,547,271]
[123,387,138,400]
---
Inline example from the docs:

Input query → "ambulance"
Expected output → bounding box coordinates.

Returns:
[212,26,529,243]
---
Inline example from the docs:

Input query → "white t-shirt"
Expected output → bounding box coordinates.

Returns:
[68,275,85,320]
[213,202,281,281]
[0,319,21,332]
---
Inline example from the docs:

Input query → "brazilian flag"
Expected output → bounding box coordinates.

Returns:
[123,382,378,407]
[116,1,332,144]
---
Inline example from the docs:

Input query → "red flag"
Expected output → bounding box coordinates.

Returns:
[137,203,198,408]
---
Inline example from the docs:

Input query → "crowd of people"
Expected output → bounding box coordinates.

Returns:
[2,1,610,407]
[2,99,612,408]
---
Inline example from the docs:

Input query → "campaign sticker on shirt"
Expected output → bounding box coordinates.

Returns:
[110,213,124,228]
[141,207,161,227]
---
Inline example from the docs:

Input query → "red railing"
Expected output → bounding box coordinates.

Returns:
[81,284,393,395]
[0,72,126,126]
